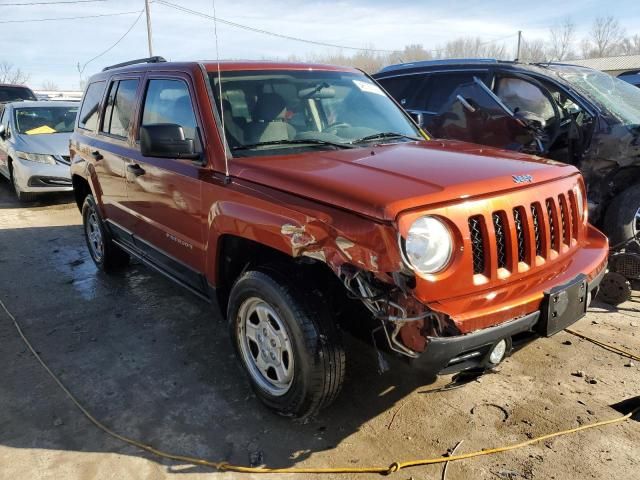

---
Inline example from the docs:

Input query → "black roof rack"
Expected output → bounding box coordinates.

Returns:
[102,56,167,72]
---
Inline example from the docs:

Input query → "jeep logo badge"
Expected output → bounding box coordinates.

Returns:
[512,174,533,184]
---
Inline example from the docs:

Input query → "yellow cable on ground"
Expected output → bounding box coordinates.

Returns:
[2,297,638,476]
[566,328,640,362]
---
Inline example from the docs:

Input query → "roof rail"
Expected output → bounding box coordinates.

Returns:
[102,56,167,72]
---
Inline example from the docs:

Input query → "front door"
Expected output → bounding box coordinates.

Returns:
[123,75,206,292]
[433,76,535,150]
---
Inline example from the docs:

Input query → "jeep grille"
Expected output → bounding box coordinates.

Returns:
[469,191,580,276]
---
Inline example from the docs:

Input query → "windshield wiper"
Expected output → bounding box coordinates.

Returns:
[350,132,422,144]
[232,138,355,151]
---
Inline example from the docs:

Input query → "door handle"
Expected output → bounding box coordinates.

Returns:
[91,150,103,161]
[126,164,145,176]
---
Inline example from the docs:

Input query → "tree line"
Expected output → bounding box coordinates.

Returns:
[289,15,640,72]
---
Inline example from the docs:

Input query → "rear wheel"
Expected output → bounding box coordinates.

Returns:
[228,268,345,418]
[82,194,129,272]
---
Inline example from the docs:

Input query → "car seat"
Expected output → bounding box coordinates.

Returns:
[246,93,295,144]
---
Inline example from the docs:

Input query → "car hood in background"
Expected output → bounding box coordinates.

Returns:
[230,140,579,221]
[14,132,71,156]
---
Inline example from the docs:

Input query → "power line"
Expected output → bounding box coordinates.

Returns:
[154,0,401,54]
[0,10,140,24]
[78,8,145,75]
[0,0,106,5]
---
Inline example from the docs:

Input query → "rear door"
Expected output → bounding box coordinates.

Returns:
[123,73,206,292]
[93,76,142,228]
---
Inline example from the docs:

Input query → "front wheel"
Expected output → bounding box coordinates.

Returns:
[82,194,129,272]
[228,268,345,418]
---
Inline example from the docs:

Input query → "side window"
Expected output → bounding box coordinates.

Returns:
[101,79,139,138]
[417,72,484,112]
[378,75,423,108]
[78,81,106,131]
[141,79,197,141]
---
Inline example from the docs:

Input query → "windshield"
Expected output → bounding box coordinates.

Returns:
[209,70,422,156]
[0,86,37,103]
[556,68,640,127]
[14,106,78,135]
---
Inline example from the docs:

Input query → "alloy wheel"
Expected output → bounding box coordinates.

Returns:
[85,209,104,263]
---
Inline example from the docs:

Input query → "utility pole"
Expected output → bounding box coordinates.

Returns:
[515,30,522,61]
[145,0,154,57]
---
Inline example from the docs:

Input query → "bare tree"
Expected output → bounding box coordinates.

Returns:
[0,61,30,84]
[41,80,59,91]
[435,37,508,60]
[620,35,640,55]
[548,18,576,61]
[583,16,625,58]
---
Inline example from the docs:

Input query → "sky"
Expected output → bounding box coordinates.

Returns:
[2,0,640,90]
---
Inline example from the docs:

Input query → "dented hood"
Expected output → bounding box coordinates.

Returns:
[230,140,579,221]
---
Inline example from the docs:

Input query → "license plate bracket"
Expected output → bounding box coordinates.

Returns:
[539,274,588,337]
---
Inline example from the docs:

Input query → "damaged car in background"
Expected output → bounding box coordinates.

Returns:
[71,58,608,418]
[374,61,640,302]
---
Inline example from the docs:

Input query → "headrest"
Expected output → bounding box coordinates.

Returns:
[253,93,286,122]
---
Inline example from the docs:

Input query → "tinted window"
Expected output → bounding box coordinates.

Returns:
[141,79,197,140]
[378,75,423,108]
[78,81,106,130]
[101,79,139,138]
[418,72,484,112]
[0,86,36,102]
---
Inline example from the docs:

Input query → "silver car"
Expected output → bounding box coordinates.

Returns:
[0,100,77,201]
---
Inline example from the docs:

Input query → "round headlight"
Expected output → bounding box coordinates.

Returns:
[404,216,453,274]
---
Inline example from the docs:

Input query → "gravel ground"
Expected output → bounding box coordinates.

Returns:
[0,177,638,480]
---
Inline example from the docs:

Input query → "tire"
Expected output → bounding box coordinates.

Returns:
[10,165,38,202]
[603,185,640,247]
[81,194,129,272]
[228,268,346,418]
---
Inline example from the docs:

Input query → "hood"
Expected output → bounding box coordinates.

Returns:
[15,132,71,156]
[230,140,579,221]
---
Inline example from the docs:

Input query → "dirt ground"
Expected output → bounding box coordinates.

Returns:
[0,177,638,480]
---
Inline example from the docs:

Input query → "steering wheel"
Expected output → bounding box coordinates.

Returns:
[322,122,351,135]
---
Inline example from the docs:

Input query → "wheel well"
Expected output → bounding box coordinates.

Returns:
[72,175,91,212]
[215,235,345,316]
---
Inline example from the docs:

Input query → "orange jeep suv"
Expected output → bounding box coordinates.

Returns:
[70,57,608,418]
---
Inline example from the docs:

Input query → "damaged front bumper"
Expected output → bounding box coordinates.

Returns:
[410,265,606,375]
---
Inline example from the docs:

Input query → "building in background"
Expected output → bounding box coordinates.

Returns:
[569,54,640,87]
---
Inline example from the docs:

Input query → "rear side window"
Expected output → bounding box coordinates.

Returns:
[417,72,485,112]
[141,79,197,141]
[101,79,139,138]
[378,75,423,107]
[78,81,106,130]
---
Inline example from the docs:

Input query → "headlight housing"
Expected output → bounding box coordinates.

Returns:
[403,216,453,274]
[15,151,56,165]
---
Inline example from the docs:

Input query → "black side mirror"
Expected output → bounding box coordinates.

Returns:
[140,124,199,159]
[0,124,6,140]
[408,111,424,128]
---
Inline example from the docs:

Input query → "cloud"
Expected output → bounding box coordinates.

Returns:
[1,0,639,89]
